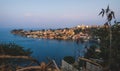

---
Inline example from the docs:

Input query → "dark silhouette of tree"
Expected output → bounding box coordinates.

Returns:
[63,56,75,64]
[85,45,100,59]
[0,43,32,56]
[91,22,120,70]
[99,5,117,70]
[0,43,33,70]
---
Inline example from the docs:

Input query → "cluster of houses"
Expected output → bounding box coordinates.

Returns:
[26,29,75,40]
[11,25,93,41]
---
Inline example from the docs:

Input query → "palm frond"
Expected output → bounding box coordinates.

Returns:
[99,9,104,17]
[99,11,103,15]
[108,14,112,21]
[102,9,105,17]
[106,5,110,13]
[111,11,115,19]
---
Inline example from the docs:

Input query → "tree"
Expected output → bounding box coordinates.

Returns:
[63,56,75,64]
[99,5,117,70]
[85,45,100,59]
[0,43,33,67]
[85,6,120,71]
[91,23,120,70]
[0,43,32,56]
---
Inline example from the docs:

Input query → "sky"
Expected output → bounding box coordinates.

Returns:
[0,0,120,29]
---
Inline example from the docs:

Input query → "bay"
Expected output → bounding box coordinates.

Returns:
[0,28,88,64]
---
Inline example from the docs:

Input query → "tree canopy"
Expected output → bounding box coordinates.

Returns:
[89,23,120,71]
[0,43,32,56]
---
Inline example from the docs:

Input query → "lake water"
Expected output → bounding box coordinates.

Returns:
[0,28,90,65]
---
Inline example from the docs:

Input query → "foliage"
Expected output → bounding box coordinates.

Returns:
[63,56,75,64]
[98,5,120,70]
[85,45,100,59]
[0,43,32,56]
[91,23,120,70]
[0,43,33,71]
[74,28,82,34]
[99,5,116,23]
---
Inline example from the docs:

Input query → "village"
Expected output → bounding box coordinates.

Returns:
[11,25,102,41]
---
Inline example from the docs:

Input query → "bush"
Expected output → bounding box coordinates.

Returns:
[63,56,75,64]
[0,43,32,56]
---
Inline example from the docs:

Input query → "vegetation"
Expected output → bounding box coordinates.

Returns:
[0,43,32,56]
[63,56,75,64]
[99,5,116,65]
[84,6,120,71]
[98,5,120,71]
[74,28,82,34]
[0,43,60,71]
[89,23,120,70]
[0,43,33,70]
[85,45,100,59]
[83,24,120,71]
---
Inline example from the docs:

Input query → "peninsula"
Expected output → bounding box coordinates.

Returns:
[11,25,99,40]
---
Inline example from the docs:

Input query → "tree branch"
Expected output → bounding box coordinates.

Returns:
[16,66,41,71]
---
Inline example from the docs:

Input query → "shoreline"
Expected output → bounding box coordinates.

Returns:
[11,27,91,42]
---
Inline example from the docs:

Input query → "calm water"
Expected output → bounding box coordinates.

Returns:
[0,28,89,64]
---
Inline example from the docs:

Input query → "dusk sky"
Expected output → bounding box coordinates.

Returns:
[0,0,120,29]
